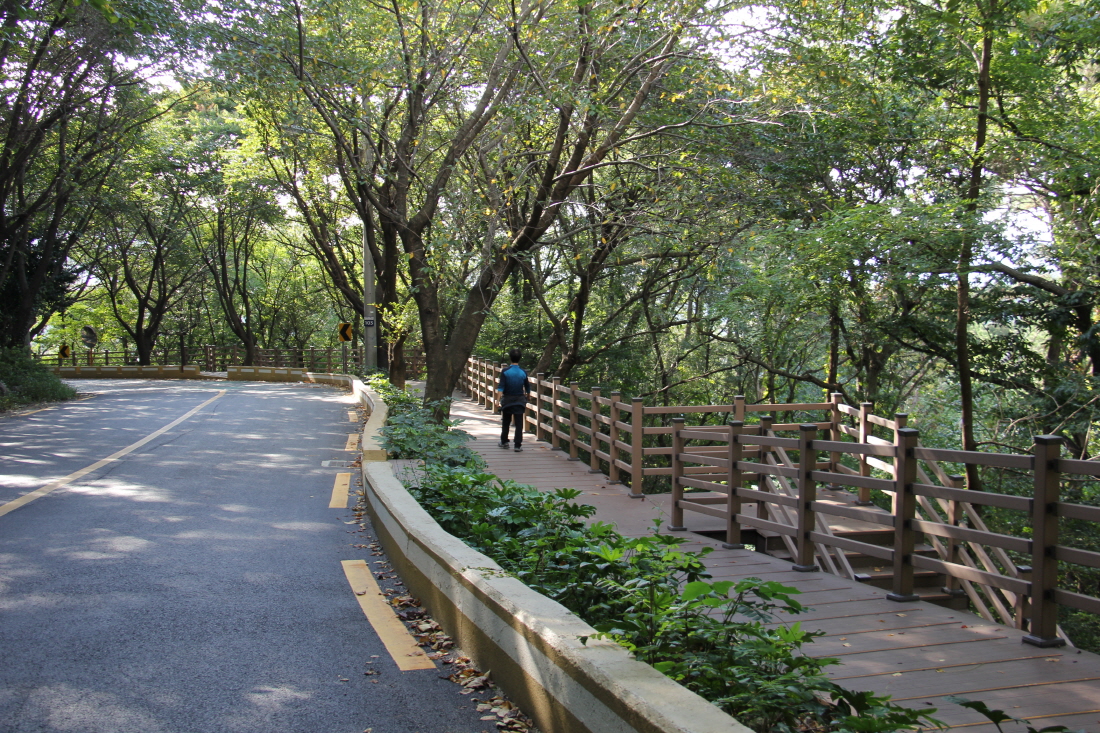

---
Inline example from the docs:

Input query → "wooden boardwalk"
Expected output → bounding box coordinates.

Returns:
[450,394,1100,732]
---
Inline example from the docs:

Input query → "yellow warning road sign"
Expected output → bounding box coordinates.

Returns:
[338,323,353,341]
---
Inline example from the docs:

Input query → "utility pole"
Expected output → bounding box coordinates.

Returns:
[363,226,377,369]
[360,91,378,371]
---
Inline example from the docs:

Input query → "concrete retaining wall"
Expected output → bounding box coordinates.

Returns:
[360,461,751,733]
[226,366,305,382]
[52,364,201,378]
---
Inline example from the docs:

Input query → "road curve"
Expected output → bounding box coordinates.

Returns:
[0,379,489,733]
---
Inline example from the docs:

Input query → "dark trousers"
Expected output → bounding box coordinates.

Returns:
[500,406,524,446]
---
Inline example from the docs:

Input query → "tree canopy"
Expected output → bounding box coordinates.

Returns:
[5,0,1098,457]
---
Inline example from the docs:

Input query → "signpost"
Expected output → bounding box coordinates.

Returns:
[58,344,71,364]
[81,327,97,365]
[338,323,352,373]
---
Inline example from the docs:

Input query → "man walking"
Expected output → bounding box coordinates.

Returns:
[497,349,530,452]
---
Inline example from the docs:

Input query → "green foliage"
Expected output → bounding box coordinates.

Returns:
[946,697,1074,733]
[0,349,77,411]
[408,463,940,732]
[368,375,480,466]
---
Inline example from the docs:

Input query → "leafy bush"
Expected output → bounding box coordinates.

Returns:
[365,374,481,466]
[364,372,422,415]
[410,464,941,732]
[0,348,77,411]
[947,697,1072,733]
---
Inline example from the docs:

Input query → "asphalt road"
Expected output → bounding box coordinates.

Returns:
[0,379,490,733]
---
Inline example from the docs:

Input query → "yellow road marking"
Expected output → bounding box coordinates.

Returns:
[345,433,359,451]
[0,391,227,519]
[348,411,359,423]
[341,560,435,671]
[330,473,351,508]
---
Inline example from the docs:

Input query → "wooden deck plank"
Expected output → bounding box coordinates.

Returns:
[449,393,1100,732]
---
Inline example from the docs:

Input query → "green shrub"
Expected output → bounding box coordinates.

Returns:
[410,464,941,733]
[365,374,482,467]
[0,348,77,411]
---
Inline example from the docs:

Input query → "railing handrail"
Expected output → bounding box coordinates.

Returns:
[457,354,1100,649]
[38,344,427,377]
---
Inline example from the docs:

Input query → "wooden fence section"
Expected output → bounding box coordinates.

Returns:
[459,356,1100,648]
[37,345,427,377]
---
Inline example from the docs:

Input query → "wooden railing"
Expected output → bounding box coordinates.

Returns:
[459,356,1100,648]
[38,345,427,377]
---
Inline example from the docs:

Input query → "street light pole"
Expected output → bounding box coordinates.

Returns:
[363,225,377,370]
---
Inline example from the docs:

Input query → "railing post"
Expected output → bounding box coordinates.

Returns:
[473,358,482,405]
[486,359,494,406]
[756,415,774,524]
[568,382,580,460]
[734,395,745,423]
[1025,435,1066,647]
[888,427,920,601]
[608,392,622,484]
[471,358,479,403]
[589,387,603,473]
[669,418,686,530]
[481,359,490,407]
[487,359,494,404]
[793,424,820,572]
[725,421,745,549]
[829,393,843,475]
[524,372,536,437]
[1015,566,1032,631]
[489,359,496,404]
[495,362,507,414]
[550,377,562,449]
[943,474,967,597]
[494,361,503,412]
[629,397,644,498]
[857,402,874,504]
[535,374,547,441]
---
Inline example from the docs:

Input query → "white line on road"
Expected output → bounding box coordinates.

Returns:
[0,390,227,519]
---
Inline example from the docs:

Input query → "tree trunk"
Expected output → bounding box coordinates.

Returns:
[957,30,994,492]
[389,335,407,389]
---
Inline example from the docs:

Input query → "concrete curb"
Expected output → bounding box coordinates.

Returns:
[303,373,387,460]
[52,365,202,378]
[360,452,751,733]
[227,366,304,381]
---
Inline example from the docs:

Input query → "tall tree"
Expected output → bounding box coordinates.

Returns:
[0,0,174,347]
[212,0,732,410]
